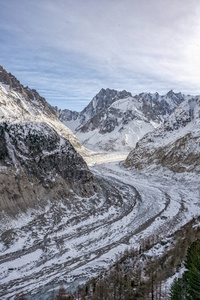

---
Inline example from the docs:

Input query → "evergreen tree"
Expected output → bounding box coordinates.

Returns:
[169,277,186,300]
[170,239,200,300]
[184,239,200,300]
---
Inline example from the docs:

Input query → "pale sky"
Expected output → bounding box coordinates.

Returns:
[0,0,200,111]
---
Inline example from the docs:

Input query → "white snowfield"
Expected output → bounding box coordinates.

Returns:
[67,94,159,152]
[76,119,155,152]
[0,152,199,299]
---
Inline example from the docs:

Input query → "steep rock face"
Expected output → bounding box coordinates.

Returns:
[0,66,57,119]
[0,122,96,215]
[55,88,132,131]
[0,66,97,216]
[125,97,200,173]
[0,65,90,155]
[57,88,193,152]
[81,88,132,119]
[136,90,187,121]
[54,107,79,122]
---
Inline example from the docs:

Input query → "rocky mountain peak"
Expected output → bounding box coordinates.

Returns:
[55,88,133,132]
[166,89,175,97]
[82,88,132,118]
[0,66,57,119]
[0,65,22,92]
[166,89,185,102]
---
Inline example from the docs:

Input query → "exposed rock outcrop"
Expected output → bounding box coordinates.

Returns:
[125,98,200,173]
[0,66,97,216]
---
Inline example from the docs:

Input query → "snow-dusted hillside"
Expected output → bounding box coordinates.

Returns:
[0,67,90,155]
[57,88,193,152]
[125,97,200,173]
[0,66,97,215]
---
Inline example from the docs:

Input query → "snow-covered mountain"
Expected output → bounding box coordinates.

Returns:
[55,88,132,132]
[0,67,200,299]
[57,88,193,152]
[0,66,97,216]
[0,66,92,154]
[125,97,200,173]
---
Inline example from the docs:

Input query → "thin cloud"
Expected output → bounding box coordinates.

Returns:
[0,0,200,111]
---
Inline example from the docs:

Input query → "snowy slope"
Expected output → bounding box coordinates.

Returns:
[0,66,97,215]
[75,96,157,152]
[125,97,200,173]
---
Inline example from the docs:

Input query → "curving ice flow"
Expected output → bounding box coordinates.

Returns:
[0,152,199,299]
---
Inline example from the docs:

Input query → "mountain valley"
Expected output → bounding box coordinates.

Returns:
[0,66,199,299]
